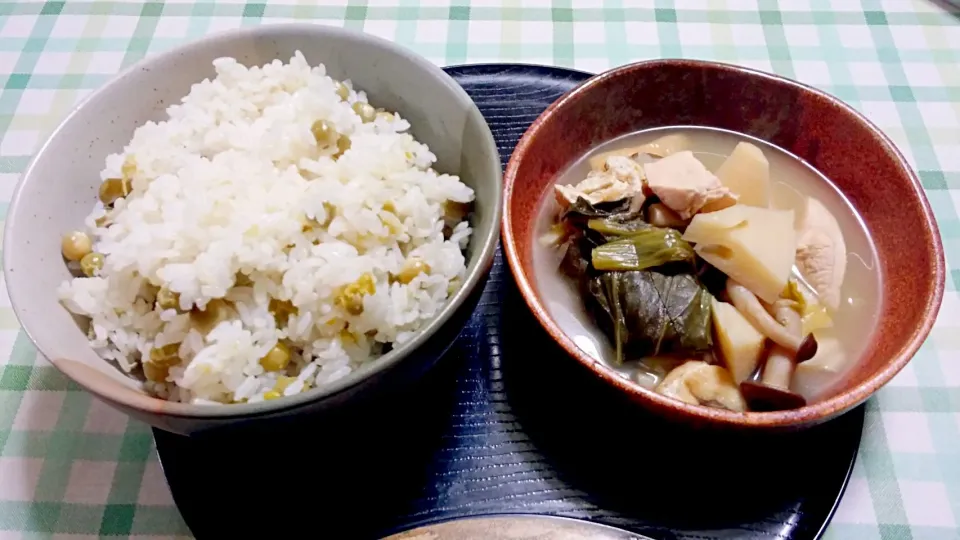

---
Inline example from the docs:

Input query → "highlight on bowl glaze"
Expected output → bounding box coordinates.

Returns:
[502,59,944,429]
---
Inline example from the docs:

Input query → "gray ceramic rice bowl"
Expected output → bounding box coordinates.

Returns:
[3,24,501,434]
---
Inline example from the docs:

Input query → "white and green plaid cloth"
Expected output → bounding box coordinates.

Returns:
[1,0,959,538]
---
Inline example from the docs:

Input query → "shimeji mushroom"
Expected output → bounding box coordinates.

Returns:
[646,203,690,231]
[725,280,818,361]
[739,300,809,411]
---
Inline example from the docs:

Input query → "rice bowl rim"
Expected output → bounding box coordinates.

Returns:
[3,23,503,419]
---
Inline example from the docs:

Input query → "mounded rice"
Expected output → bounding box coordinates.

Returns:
[58,52,474,405]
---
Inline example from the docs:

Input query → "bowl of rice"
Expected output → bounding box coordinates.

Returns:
[3,24,502,434]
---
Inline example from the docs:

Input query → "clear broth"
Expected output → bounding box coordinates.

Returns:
[532,126,882,402]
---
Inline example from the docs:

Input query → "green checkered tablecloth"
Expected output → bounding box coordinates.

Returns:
[1,0,959,538]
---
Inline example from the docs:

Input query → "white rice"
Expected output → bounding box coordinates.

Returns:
[57,52,474,405]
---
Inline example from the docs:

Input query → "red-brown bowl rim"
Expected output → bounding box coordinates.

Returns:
[501,58,945,428]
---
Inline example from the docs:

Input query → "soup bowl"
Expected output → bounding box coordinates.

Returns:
[3,24,502,435]
[502,59,944,429]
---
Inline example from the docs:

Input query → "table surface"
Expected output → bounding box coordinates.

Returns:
[1,0,959,539]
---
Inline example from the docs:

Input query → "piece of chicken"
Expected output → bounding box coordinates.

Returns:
[655,360,746,412]
[554,155,645,210]
[643,151,738,220]
[795,197,847,311]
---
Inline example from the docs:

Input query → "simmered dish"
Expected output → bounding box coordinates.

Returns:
[57,52,474,405]
[535,127,880,412]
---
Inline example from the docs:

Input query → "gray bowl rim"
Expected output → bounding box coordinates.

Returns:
[2,23,503,419]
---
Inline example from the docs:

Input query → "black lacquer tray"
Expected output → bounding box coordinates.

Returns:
[153,65,865,540]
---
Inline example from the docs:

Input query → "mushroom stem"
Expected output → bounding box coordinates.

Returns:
[740,300,808,411]
[725,280,818,361]
[762,351,794,390]
[726,280,800,350]
[761,302,802,390]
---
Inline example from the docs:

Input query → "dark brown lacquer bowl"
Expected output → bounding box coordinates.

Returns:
[502,59,945,429]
